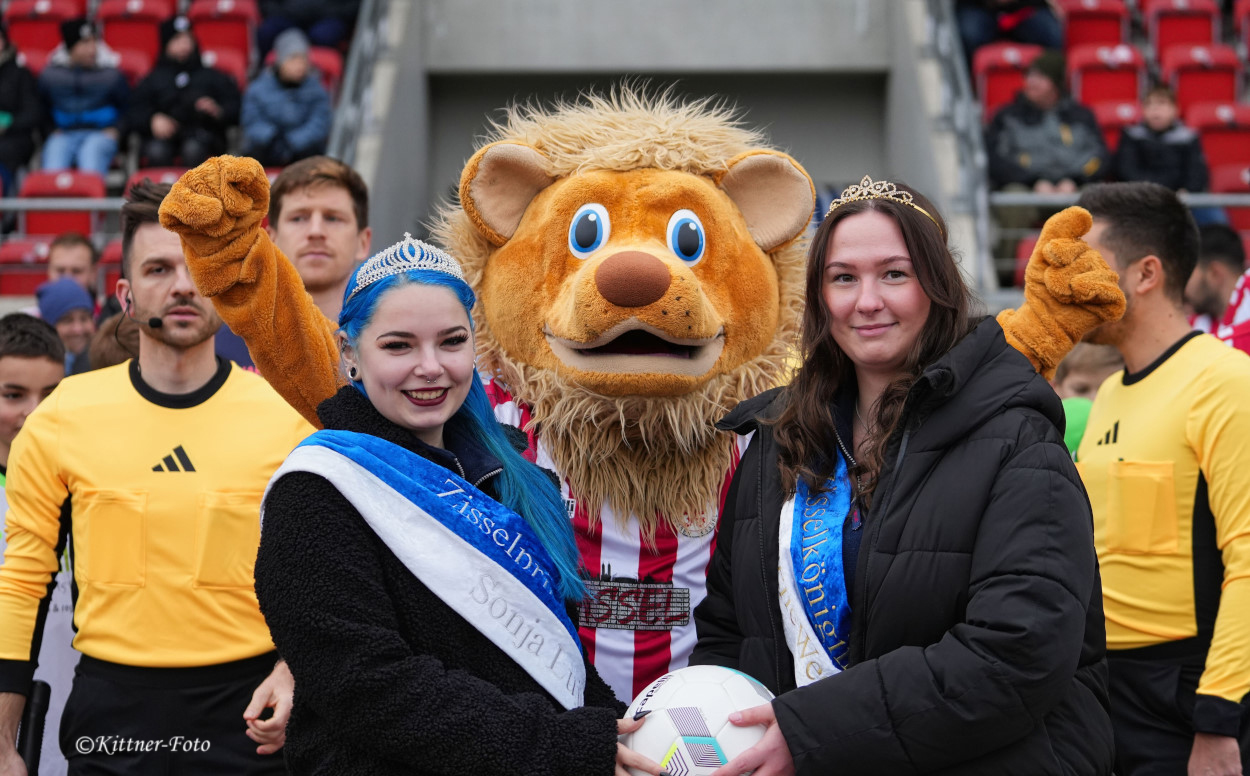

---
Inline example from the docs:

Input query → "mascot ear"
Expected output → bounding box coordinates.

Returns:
[717,151,815,252]
[460,141,555,246]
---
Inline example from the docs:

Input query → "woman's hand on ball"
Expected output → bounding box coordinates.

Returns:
[616,716,665,776]
[710,702,795,776]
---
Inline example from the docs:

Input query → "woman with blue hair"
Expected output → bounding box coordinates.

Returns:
[253,235,660,776]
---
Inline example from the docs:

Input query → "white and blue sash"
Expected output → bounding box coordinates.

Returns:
[262,429,586,709]
[776,453,854,688]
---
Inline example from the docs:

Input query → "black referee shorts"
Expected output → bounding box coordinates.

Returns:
[59,652,287,776]
[1108,654,1250,776]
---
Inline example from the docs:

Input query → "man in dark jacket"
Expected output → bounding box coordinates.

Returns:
[986,50,1109,193]
[128,16,241,168]
[0,21,42,196]
[37,19,127,178]
[692,316,1114,775]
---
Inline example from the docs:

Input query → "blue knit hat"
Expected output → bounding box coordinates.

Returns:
[36,278,93,325]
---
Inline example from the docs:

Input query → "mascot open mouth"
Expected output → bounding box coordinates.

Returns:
[545,320,725,376]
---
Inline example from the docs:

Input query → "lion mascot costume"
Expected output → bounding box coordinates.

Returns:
[157,87,1123,702]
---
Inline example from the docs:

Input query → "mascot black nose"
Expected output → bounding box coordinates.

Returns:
[595,251,672,308]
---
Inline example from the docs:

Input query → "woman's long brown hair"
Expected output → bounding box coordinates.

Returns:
[769,182,974,507]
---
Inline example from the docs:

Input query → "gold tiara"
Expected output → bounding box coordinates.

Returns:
[826,176,942,233]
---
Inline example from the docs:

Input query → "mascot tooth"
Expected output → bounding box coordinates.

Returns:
[159,86,1125,701]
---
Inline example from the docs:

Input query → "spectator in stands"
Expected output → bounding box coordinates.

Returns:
[1188,223,1248,333]
[1113,85,1224,226]
[38,19,128,179]
[1114,87,1208,193]
[956,0,1064,64]
[128,16,242,169]
[46,231,98,294]
[256,0,358,60]
[0,22,42,197]
[240,29,331,167]
[986,50,1108,194]
[267,156,371,319]
[35,277,95,375]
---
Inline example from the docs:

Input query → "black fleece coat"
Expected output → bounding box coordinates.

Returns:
[255,387,623,776]
[691,318,1114,775]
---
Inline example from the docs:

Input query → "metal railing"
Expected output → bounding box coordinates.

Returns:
[327,0,389,165]
[928,0,996,296]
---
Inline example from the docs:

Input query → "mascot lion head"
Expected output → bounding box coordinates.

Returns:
[432,86,813,536]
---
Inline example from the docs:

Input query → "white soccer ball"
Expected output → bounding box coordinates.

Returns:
[619,665,776,776]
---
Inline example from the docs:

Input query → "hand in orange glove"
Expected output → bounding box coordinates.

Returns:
[157,155,341,427]
[157,155,272,295]
[997,206,1126,380]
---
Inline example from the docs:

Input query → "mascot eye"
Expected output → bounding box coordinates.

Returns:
[666,209,705,265]
[568,204,611,259]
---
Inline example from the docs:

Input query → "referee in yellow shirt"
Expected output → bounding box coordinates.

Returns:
[0,181,313,775]
[1076,182,1250,776]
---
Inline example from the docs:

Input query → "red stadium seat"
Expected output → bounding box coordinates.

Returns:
[1161,45,1241,117]
[1068,43,1145,104]
[1142,0,1220,60]
[0,269,53,296]
[1211,165,1250,231]
[125,167,189,195]
[1059,0,1129,52]
[187,0,259,67]
[1014,232,1041,287]
[98,0,172,64]
[114,47,153,86]
[973,42,1044,121]
[263,45,343,97]
[17,171,106,237]
[0,240,51,265]
[3,0,80,64]
[1187,102,1250,169]
[201,47,248,90]
[100,239,123,295]
[1091,100,1142,153]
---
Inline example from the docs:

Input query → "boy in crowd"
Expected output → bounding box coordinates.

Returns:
[34,278,95,376]
[0,313,75,776]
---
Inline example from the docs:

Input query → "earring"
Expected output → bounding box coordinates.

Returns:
[347,366,359,381]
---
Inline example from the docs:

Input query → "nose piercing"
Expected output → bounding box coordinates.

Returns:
[426,377,435,383]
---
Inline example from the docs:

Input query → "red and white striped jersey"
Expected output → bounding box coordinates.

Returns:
[486,379,751,702]
[1190,266,1250,334]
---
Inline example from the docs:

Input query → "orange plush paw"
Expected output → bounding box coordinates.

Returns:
[158,155,270,244]
[997,206,1126,378]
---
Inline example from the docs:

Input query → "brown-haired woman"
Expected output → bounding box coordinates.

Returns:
[691,178,1114,775]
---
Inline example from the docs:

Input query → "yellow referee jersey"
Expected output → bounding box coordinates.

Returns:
[1077,332,1250,712]
[0,359,312,692]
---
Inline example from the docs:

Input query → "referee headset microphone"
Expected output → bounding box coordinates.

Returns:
[112,291,164,360]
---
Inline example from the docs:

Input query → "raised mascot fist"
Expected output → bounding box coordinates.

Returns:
[997,206,1126,379]
[157,156,273,296]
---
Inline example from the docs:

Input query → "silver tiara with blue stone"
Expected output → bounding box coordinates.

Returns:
[346,233,465,302]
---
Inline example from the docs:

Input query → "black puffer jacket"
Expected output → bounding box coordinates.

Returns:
[692,318,1113,775]
[126,51,240,142]
[255,387,623,776]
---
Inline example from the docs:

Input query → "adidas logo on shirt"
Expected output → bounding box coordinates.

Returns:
[1094,421,1120,446]
[152,445,197,473]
